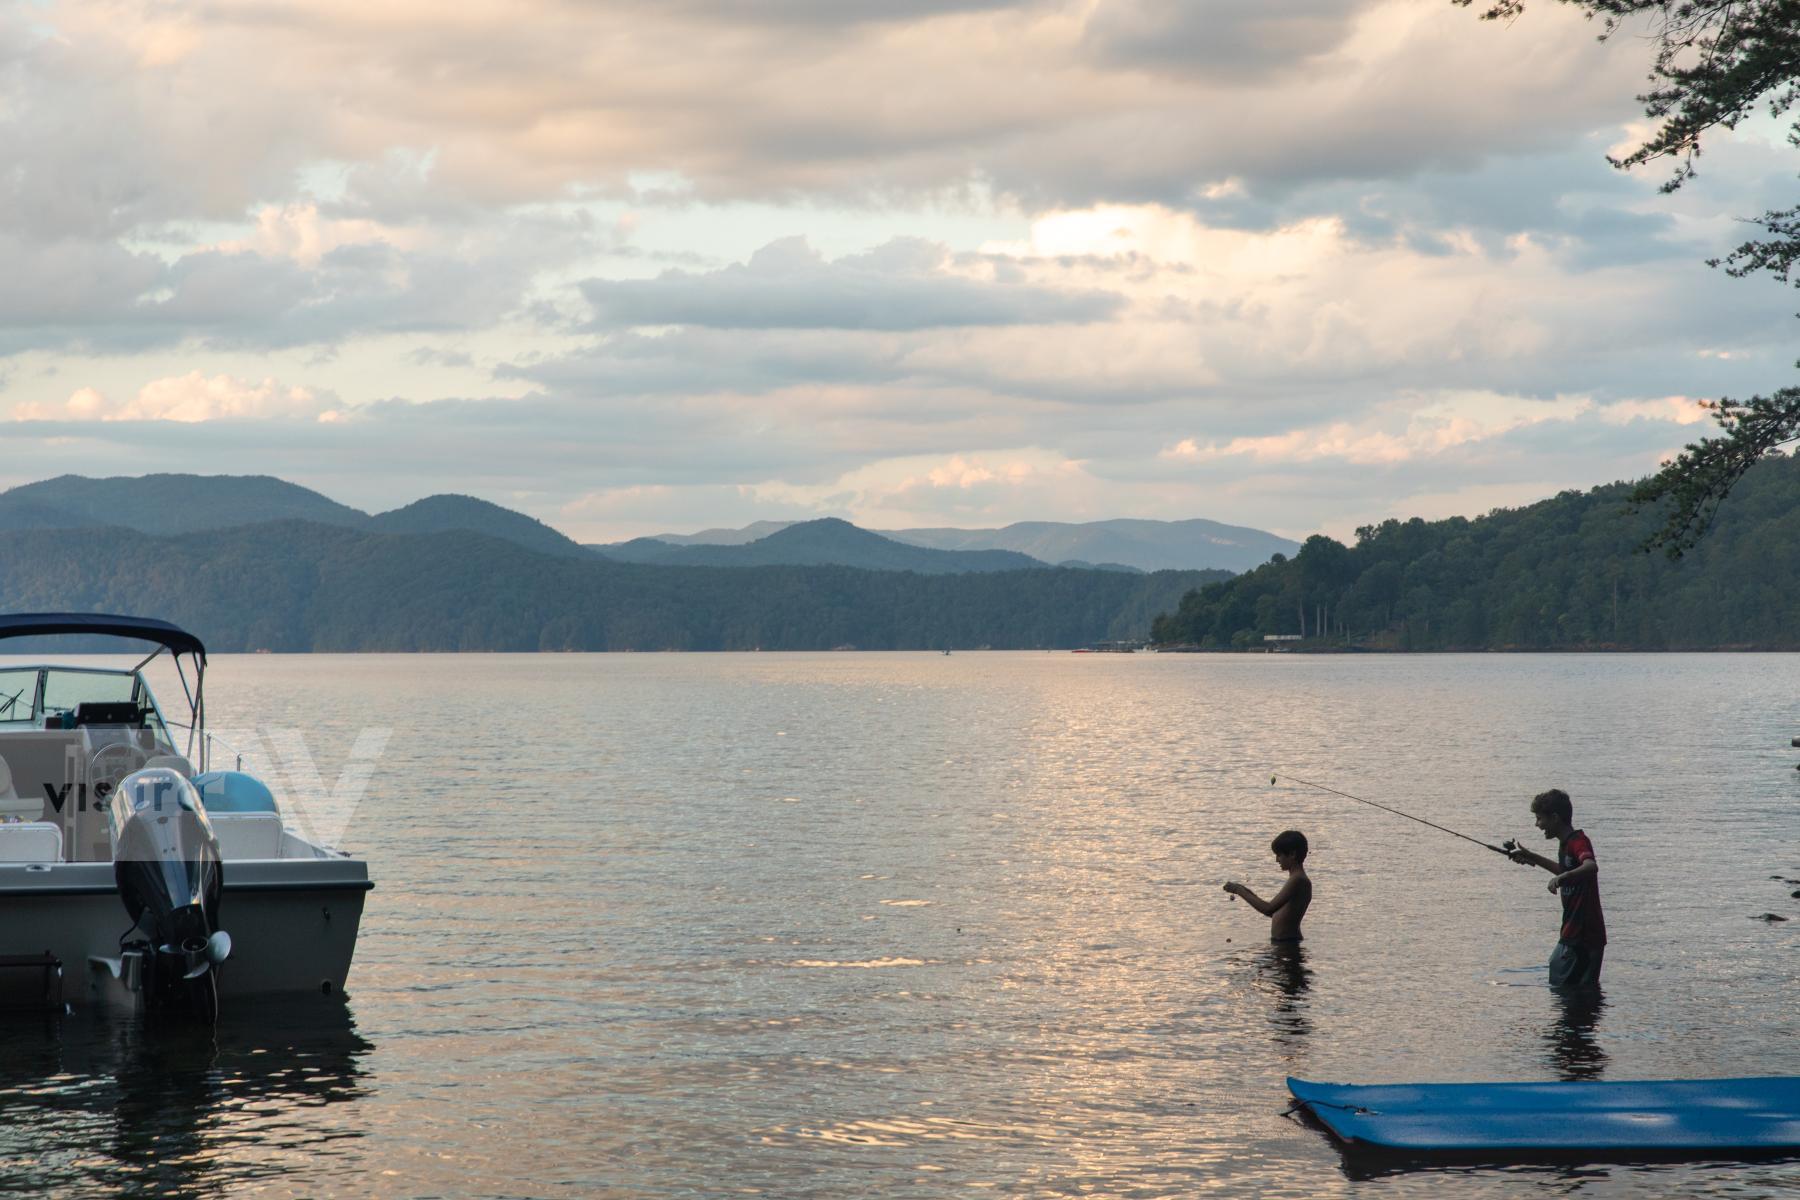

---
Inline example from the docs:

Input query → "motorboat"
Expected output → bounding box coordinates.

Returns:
[0,613,370,1019]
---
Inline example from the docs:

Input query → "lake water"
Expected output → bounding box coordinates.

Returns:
[2,652,1797,1198]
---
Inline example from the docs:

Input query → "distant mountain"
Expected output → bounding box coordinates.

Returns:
[623,516,1298,572]
[368,495,590,558]
[1,474,366,535]
[602,518,1049,573]
[0,474,580,561]
[651,520,796,546]
[883,519,1299,573]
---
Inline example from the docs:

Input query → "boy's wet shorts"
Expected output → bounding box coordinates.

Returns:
[1548,940,1604,988]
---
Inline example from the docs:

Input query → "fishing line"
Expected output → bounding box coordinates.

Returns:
[1269,772,1515,858]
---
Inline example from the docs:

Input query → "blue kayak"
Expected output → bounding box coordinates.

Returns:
[1288,1076,1800,1154]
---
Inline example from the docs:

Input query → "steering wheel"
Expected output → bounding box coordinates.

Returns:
[89,742,153,796]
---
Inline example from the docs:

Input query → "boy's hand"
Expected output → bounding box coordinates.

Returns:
[1222,881,1243,898]
[1547,874,1563,893]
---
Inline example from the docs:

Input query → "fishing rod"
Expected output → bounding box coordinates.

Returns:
[1270,772,1522,859]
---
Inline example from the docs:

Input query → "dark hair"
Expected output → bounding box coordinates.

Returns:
[1271,829,1308,862]
[1530,788,1573,823]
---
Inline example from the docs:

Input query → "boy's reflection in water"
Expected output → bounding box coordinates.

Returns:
[1545,986,1608,1081]
[1258,943,1313,1045]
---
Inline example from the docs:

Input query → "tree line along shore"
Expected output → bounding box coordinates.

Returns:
[1151,453,1800,652]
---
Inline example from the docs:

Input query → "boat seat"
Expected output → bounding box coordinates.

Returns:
[0,755,39,822]
[144,755,195,779]
[209,812,284,860]
[192,771,278,813]
[0,822,63,863]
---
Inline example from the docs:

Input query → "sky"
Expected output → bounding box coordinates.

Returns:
[3,0,1796,543]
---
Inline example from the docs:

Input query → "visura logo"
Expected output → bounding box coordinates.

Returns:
[41,781,109,812]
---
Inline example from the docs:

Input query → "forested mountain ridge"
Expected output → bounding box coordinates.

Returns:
[597,518,1049,573]
[366,495,590,558]
[1151,453,1800,651]
[0,474,365,534]
[0,520,1230,651]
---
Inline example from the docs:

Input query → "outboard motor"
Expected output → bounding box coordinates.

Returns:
[105,769,231,1022]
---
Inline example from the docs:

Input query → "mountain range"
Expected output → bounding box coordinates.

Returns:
[0,474,1298,574]
[0,473,1237,650]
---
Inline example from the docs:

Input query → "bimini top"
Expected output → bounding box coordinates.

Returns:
[0,613,206,662]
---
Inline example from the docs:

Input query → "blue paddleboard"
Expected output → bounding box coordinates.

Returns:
[1287,1076,1800,1154]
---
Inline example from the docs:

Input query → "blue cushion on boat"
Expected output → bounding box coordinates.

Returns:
[192,770,278,813]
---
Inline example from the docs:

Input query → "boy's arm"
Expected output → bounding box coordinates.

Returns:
[1548,856,1597,894]
[1224,877,1298,917]
[1508,846,1557,873]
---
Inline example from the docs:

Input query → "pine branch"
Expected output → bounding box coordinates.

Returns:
[1627,386,1800,556]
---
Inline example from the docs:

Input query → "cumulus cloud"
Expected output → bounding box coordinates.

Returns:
[1160,391,1583,466]
[1,0,1649,232]
[211,204,428,268]
[0,213,596,354]
[579,236,1122,331]
[553,204,1784,415]
[1082,0,1379,82]
[11,373,340,423]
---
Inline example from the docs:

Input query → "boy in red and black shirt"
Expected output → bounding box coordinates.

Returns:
[1508,788,1606,988]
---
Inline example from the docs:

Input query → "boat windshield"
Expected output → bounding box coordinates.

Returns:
[0,668,32,726]
[0,667,172,747]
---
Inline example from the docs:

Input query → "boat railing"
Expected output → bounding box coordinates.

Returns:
[163,723,249,775]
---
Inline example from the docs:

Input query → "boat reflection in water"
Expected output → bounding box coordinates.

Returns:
[0,1001,371,1195]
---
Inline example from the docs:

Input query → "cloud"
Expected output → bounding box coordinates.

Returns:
[1160,391,1583,467]
[1082,0,1379,82]
[579,236,1123,330]
[0,214,597,354]
[210,204,428,269]
[473,196,1788,522]
[667,0,1023,24]
[11,372,340,423]
[1595,396,1711,427]
[0,0,1649,232]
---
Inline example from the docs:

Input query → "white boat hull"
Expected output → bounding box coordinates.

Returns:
[0,852,369,1009]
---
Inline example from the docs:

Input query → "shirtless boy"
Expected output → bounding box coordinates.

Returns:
[1224,829,1312,943]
